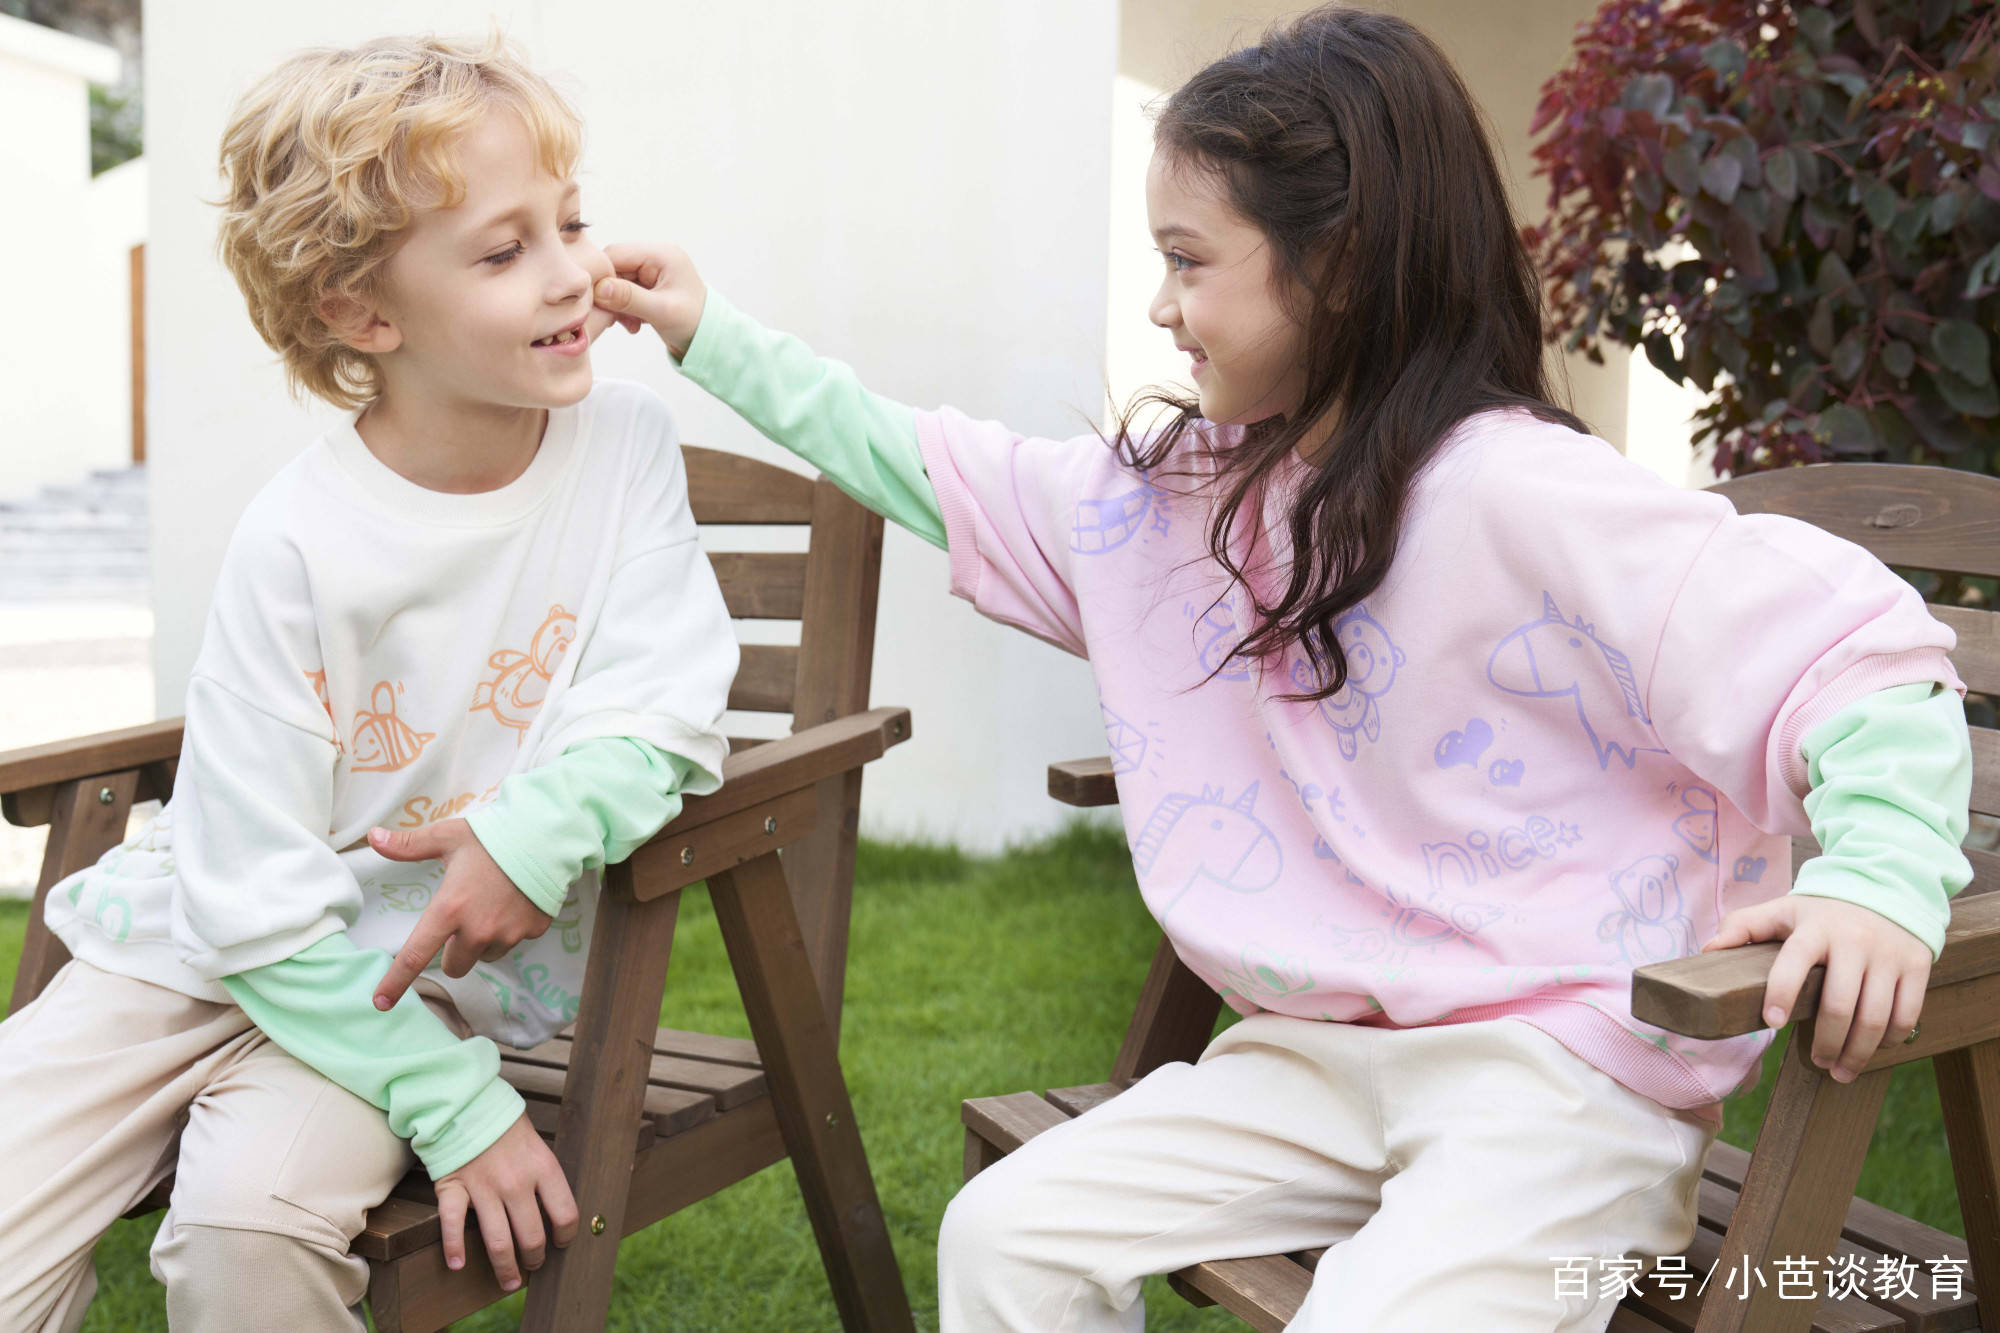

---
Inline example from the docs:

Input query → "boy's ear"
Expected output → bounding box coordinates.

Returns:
[319,292,402,355]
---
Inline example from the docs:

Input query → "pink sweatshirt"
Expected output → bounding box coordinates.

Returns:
[916,404,1961,1117]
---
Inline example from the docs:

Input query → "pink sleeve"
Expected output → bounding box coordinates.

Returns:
[915,406,1115,658]
[1645,510,1962,835]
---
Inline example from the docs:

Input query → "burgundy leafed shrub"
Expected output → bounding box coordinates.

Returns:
[1526,0,2000,476]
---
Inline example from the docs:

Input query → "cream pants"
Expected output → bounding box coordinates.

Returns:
[940,1012,1719,1332]
[0,959,463,1333]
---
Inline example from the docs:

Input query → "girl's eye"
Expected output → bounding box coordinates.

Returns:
[1157,249,1195,273]
[563,219,591,236]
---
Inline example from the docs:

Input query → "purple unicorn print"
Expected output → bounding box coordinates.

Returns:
[1132,782,1284,928]
[1071,477,1170,555]
[1295,604,1404,761]
[1597,854,1696,965]
[1487,592,1665,771]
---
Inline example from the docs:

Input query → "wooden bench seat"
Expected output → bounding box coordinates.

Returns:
[963,1083,1983,1333]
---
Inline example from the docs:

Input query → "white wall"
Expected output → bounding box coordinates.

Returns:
[146,0,1118,851]
[0,15,135,502]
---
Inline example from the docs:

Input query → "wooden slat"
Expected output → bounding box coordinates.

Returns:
[683,446,815,524]
[1166,1255,1311,1333]
[1044,1083,1125,1118]
[1973,727,2000,818]
[503,1050,716,1139]
[1633,892,2000,1040]
[646,707,909,847]
[503,1038,766,1110]
[1627,1202,1904,1332]
[623,1094,787,1234]
[1930,605,2000,696]
[961,1090,1073,1152]
[1049,756,1119,807]
[725,735,772,753]
[708,850,913,1330]
[728,643,800,714]
[1708,464,2000,579]
[710,551,808,620]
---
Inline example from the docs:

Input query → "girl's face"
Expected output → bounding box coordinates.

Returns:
[1145,148,1308,427]
[360,111,617,414]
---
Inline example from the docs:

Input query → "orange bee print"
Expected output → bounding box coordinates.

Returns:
[349,681,435,773]
[472,604,576,743]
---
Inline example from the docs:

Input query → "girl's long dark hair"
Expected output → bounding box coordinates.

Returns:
[1120,6,1586,701]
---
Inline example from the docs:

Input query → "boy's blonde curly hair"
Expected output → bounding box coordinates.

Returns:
[214,31,583,409]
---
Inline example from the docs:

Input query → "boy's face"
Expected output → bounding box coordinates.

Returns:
[357,111,616,413]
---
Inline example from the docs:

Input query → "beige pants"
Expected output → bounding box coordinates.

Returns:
[940,1013,1719,1332]
[0,959,464,1333]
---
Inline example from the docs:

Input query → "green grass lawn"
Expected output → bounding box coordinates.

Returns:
[0,823,1964,1330]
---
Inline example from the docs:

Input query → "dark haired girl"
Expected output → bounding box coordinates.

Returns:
[595,6,1970,1326]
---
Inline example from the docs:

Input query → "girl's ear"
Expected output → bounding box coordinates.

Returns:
[319,292,402,354]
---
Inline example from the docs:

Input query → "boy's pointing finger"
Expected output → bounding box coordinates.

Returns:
[374,906,454,1010]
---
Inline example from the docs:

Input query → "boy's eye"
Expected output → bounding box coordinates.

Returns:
[563,219,591,236]
[482,244,523,267]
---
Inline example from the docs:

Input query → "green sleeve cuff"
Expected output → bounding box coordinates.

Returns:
[1793,681,1973,959]
[676,288,947,549]
[222,932,526,1178]
[466,739,696,917]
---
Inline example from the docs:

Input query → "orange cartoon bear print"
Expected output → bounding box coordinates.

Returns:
[471,604,576,743]
[349,680,435,773]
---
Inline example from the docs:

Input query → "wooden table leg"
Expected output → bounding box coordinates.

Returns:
[520,867,680,1332]
[709,850,914,1332]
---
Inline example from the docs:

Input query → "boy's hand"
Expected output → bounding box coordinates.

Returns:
[1702,894,1931,1083]
[435,1110,579,1292]
[593,242,708,358]
[368,820,552,1010]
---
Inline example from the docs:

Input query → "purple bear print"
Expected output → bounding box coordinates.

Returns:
[1487,592,1665,771]
[1133,782,1284,929]
[1597,854,1696,965]
[1294,605,1404,761]
[1071,476,1171,555]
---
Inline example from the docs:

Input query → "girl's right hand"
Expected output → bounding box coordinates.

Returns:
[595,242,708,359]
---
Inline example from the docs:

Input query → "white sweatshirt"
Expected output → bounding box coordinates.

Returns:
[47,379,735,1050]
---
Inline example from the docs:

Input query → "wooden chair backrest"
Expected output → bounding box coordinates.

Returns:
[4,444,886,1027]
[1706,462,2000,892]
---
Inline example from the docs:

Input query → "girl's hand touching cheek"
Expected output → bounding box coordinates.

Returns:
[1702,894,1932,1083]
[594,241,708,359]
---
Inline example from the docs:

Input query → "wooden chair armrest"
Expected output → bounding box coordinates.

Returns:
[0,719,185,827]
[616,707,911,901]
[1049,757,1118,807]
[1632,890,2000,1039]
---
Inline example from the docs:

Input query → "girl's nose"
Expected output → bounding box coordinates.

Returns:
[1148,279,1179,331]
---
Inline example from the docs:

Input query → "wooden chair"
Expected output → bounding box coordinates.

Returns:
[962,461,2000,1333]
[1,447,917,1332]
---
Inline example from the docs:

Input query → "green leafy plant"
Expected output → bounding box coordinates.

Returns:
[1526,0,1999,476]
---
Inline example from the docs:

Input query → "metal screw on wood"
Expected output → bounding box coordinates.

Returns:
[590,1214,606,1235]
[680,847,695,866]
[98,787,115,805]
[891,721,904,738]
[764,816,777,835]
[825,1112,838,1128]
